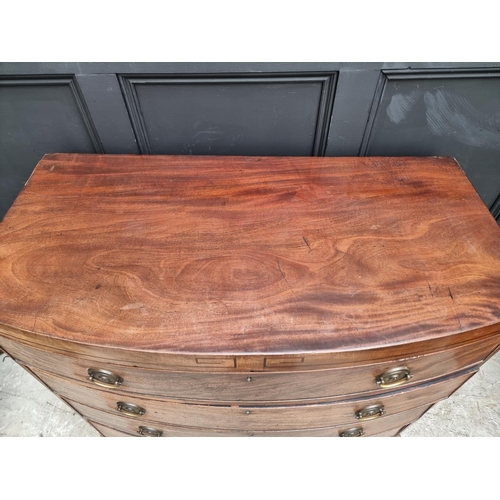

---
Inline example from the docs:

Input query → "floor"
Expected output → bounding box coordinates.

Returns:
[1,349,499,437]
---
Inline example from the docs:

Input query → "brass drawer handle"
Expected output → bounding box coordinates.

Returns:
[376,367,413,388]
[355,404,386,421]
[88,368,123,389]
[138,426,163,437]
[116,402,146,417]
[339,427,364,437]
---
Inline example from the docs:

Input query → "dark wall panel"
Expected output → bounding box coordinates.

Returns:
[362,70,500,209]
[75,74,139,154]
[120,75,336,156]
[325,67,381,156]
[0,77,101,219]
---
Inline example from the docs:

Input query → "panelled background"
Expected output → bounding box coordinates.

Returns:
[1,62,499,222]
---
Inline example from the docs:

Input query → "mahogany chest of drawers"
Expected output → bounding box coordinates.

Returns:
[1,154,500,437]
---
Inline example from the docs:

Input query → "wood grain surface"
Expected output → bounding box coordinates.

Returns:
[1,154,500,354]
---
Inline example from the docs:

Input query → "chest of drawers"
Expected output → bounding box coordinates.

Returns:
[1,154,500,437]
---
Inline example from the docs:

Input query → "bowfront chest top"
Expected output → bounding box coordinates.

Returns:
[1,154,500,437]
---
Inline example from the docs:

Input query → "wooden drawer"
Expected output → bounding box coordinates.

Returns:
[74,400,434,437]
[2,334,497,403]
[32,367,474,431]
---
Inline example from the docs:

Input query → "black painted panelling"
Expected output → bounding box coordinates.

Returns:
[325,68,380,156]
[0,77,101,220]
[362,70,500,209]
[120,75,337,156]
[76,74,139,154]
[1,62,499,75]
[491,193,500,221]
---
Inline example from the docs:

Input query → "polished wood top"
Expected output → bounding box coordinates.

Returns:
[1,154,499,354]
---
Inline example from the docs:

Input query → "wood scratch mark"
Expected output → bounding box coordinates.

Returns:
[120,302,145,311]
[287,158,301,177]
[447,287,462,331]
[276,259,297,297]
[302,236,312,252]
[428,282,434,298]
[277,259,285,279]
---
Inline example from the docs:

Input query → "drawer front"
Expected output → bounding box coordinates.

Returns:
[32,367,474,431]
[2,334,497,403]
[71,399,434,437]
